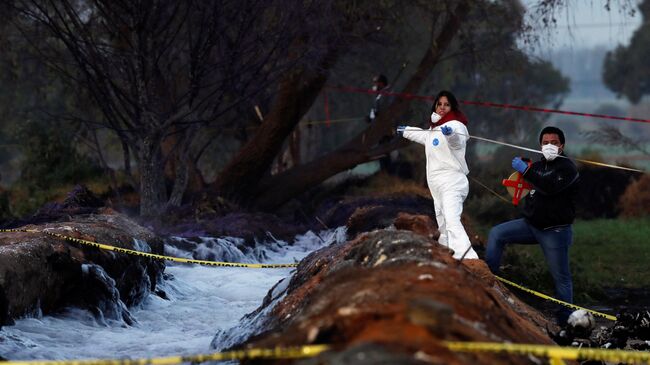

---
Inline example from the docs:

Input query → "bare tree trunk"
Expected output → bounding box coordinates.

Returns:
[213,49,338,204]
[90,129,123,206]
[289,129,301,166]
[253,1,470,210]
[167,158,189,208]
[165,128,195,208]
[255,138,409,209]
[118,136,141,192]
[139,135,167,216]
[166,154,204,208]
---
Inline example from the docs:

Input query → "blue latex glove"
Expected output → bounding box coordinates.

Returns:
[441,125,453,136]
[512,157,529,173]
[396,126,406,136]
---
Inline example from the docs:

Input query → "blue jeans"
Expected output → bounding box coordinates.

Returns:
[486,218,573,324]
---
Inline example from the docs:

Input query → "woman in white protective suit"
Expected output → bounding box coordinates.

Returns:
[396,90,478,260]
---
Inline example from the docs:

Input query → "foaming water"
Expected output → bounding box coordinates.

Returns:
[0,227,346,360]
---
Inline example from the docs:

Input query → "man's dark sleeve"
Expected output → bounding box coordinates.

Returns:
[523,159,579,195]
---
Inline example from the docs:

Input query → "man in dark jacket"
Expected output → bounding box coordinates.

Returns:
[486,126,579,325]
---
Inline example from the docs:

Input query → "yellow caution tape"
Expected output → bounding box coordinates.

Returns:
[3,344,330,365]
[444,341,650,364]
[495,275,617,321]
[0,228,37,234]
[0,229,615,317]
[0,228,298,269]
[9,342,646,365]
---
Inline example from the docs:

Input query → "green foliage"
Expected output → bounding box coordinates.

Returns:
[0,13,107,217]
[497,217,650,305]
[427,8,570,145]
[16,119,102,192]
[419,3,569,219]
[603,0,650,103]
[323,1,568,155]
[9,185,66,218]
[5,117,102,217]
[323,1,570,217]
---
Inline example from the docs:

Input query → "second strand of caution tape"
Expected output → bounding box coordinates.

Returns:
[495,275,617,321]
[445,341,650,364]
[3,344,330,365]
[0,228,298,269]
[6,341,650,365]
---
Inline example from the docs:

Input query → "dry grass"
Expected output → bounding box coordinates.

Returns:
[618,173,650,217]
[347,172,431,199]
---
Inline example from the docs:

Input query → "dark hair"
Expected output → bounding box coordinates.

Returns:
[374,74,388,85]
[432,90,460,113]
[539,126,565,144]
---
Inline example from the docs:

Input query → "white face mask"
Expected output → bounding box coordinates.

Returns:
[430,112,441,125]
[541,144,560,161]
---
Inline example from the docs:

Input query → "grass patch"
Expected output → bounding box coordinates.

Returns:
[572,217,650,287]
[494,216,650,304]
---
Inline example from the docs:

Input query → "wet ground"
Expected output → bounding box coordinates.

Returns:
[509,285,650,355]
[601,287,650,312]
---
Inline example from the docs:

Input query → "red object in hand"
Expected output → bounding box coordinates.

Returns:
[502,169,533,206]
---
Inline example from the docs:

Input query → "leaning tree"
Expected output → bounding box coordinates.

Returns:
[12,0,327,216]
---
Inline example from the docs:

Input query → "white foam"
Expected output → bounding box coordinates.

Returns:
[0,227,347,360]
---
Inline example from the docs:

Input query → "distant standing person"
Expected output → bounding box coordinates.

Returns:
[485,126,579,325]
[366,74,391,124]
[396,90,478,260]
[366,74,396,171]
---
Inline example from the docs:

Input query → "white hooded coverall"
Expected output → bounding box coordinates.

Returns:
[402,114,479,260]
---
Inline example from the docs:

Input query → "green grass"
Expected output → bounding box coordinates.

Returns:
[496,216,650,303]
[571,217,650,287]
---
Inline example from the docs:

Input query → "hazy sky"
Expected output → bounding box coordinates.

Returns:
[524,1,642,53]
